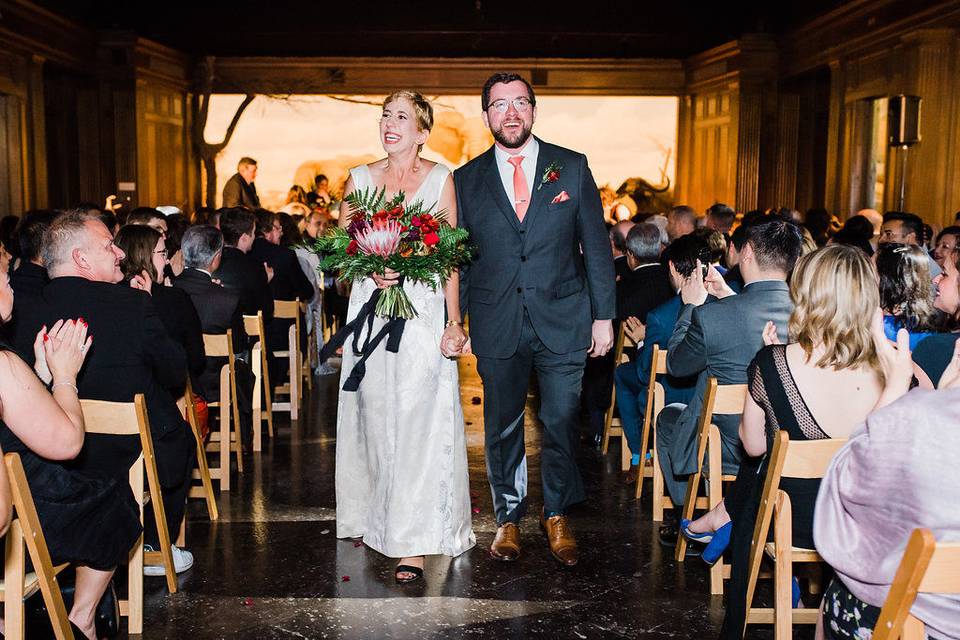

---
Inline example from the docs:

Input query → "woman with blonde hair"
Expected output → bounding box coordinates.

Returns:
[684,245,886,637]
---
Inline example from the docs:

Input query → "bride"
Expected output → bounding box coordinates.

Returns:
[335,90,475,583]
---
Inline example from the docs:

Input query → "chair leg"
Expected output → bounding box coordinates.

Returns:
[262,347,274,438]
[708,427,725,595]
[773,493,793,640]
[652,445,666,522]
[674,470,701,561]
[219,401,231,491]
[188,401,219,519]
[127,531,144,634]
[5,521,26,640]
[621,434,632,472]
[252,346,263,452]
[288,326,299,421]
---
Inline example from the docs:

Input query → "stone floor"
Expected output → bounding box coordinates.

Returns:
[134,355,804,639]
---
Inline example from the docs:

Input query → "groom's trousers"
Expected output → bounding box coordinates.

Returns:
[475,312,587,524]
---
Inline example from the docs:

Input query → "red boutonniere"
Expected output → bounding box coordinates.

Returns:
[537,161,562,191]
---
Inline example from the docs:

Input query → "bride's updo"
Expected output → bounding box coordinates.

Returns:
[383,90,433,150]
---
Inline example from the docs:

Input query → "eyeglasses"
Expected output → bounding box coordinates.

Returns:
[488,97,533,113]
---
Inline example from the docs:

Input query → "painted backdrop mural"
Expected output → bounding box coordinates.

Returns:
[207,94,678,211]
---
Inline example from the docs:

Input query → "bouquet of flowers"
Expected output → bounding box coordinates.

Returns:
[312,186,472,319]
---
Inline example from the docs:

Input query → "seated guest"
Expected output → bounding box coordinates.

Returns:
[10,209,54,298]
[879,210,941,277]
[609,220,635,279]
[693,227,727,275]
[279,185,312,216]
[876,243,938,348]
[804,207,834,247]
[914,249,960,387]
[723,223,748,291]
[829,214,875,256]
[704,203,736,235]
[0,259,140,640]
[0,215,19,263]
[699,246,884,636]
[933,225,960,269]
[174,225,255,447]
[125,206,169,238]
[162,212,189,279]
[614,234,704,483]
[815,342,960,640]
[656,218,802,546]
[97,209,119,236]
[213,208,274,322]
[295,211,337,375]
[10,210,195,576]
[114,224,205,393]
[666,205,696,242]
[617,223,673,322]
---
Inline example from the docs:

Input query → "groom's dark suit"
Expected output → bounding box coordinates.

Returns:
[455,137,615,523]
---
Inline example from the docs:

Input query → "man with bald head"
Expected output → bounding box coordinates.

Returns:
[856,208,882,251]
[12,210,197,575]
[667,205,696,242]
[609,220,635,279]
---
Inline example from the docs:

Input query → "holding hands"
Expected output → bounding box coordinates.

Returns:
[441,322,471,358]
[33,319,92,386]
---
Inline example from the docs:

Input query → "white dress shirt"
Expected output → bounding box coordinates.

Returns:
[493,136,540,213]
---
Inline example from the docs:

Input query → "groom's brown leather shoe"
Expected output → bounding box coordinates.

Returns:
[541,510,578,567]
[490,523,521,561]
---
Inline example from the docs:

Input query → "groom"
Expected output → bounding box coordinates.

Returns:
[451,72,615,567]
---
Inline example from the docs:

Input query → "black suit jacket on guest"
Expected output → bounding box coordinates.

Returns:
[11,277,188,480]
[616,263,674,322]
[248,238,315,304]
[151,284,206,384]
[212,246,274,323]
[614,255,631,280]
[221,173,260,209]
[455,138,616,357]
[5,261,48,339]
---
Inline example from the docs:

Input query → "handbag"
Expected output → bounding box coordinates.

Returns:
[192,392,210,440]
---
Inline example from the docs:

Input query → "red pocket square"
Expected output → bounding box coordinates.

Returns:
[551,191,571,204]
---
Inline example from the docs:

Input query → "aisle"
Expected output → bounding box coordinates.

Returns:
[141,355,740,638]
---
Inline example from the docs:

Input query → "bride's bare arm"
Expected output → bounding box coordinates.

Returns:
[439,174,469,356]
[338,175,356,228]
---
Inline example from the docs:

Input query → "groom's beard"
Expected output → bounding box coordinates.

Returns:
[491,120,532,149]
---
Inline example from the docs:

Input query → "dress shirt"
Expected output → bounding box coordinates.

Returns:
[493,136,539,211]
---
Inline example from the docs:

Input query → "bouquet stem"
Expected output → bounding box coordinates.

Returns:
[376,285,418,319]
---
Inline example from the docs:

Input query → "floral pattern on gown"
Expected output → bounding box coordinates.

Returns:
[335,162,475,558]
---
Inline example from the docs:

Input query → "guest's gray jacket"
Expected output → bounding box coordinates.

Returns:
[666,280,793,475]
[454,138,616,358]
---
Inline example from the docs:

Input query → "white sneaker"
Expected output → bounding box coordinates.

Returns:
[144,545,194,576]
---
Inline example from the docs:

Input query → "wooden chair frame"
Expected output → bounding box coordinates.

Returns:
[81,394,177,634]
[743,431,847,638]
[182,377,219,521]
[873,528,960,640]
[0,453,73,640]
[600,324,632,471]
[300,301,314,392]
[675,378,747,597]
[202,330,244,487]
[637,346,674,523]
[271,298,302,420]
[243,312,273,451]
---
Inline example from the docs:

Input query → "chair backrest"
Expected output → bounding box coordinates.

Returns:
[243,311,265,344]
[652,345,668,376]
[202,330,233,358]
[274,298,300,319]
[80,398,142,435]
[643,345,669,433]
[612,324,626,365]
[693,378,748,465]
[873,528,960,640]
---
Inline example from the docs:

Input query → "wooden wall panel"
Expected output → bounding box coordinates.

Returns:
[137,81,190,210]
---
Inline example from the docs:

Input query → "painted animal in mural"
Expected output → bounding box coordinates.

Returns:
[616,176,673,214]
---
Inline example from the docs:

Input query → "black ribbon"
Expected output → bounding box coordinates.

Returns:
[320,280,406,392]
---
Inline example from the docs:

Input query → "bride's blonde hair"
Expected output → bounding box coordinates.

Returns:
[383,91,433,152]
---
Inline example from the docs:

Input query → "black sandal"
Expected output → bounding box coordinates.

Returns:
[395,564,424,584]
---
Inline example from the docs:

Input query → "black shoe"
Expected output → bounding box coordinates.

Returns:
[658,524,702,557]
[581,433,602,449]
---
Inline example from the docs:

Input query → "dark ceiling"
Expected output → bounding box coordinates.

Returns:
[33,0,851,58]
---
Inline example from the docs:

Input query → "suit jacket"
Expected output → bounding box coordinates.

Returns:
[665,280,792,475]
[5,261,48,339]
[212,246,274,323]
[10,277,188,479]
[614,255,631,280]
[616,263,673,322]
[174,268,247,399]
[222,172,260,209]
[635,295,696,418]
[454,138,616,357]
[152,284,206,383]
[249,238,315,304]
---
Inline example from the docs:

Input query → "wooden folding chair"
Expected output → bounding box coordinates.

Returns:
[271,298,302,420]
[873,528,960,640]
[600,324,633,471]
[81,394,177,635]
[637,346,675,524]
[300,301,314,391]
[675,378,747,596]
[243,311,273,450]
[201,330,244,488]
[743,431,847,638]
[182,377,219,521]
[0,453,73,640]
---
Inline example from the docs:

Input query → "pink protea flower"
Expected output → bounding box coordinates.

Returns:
[354,219,403,258]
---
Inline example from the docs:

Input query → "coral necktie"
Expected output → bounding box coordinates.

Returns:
[508,155,529,222]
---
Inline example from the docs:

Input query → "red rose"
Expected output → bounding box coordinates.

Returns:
[548,171,560,182]
[346,240,359,255]
[423,231,440,247]
[389,205,404,218]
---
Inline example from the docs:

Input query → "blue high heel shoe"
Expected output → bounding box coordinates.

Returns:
[792,576,802,608]
[701,522,733,564]
[680,518,714,544]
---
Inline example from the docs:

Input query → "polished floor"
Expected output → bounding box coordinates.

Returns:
[136,355,801,639]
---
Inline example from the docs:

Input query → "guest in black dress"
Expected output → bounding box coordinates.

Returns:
[0,256,140,640]
[114,224,206,395]
[679,246,885,638]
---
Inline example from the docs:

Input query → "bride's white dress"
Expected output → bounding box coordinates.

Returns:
[335,162,475,558]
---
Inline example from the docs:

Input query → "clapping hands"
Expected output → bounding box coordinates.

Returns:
[33,319,92,385]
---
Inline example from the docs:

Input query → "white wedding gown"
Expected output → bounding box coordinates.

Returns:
[335,162,475,558]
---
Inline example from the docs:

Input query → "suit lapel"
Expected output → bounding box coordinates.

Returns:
[482,148,521,232]
[520,138,554,242]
